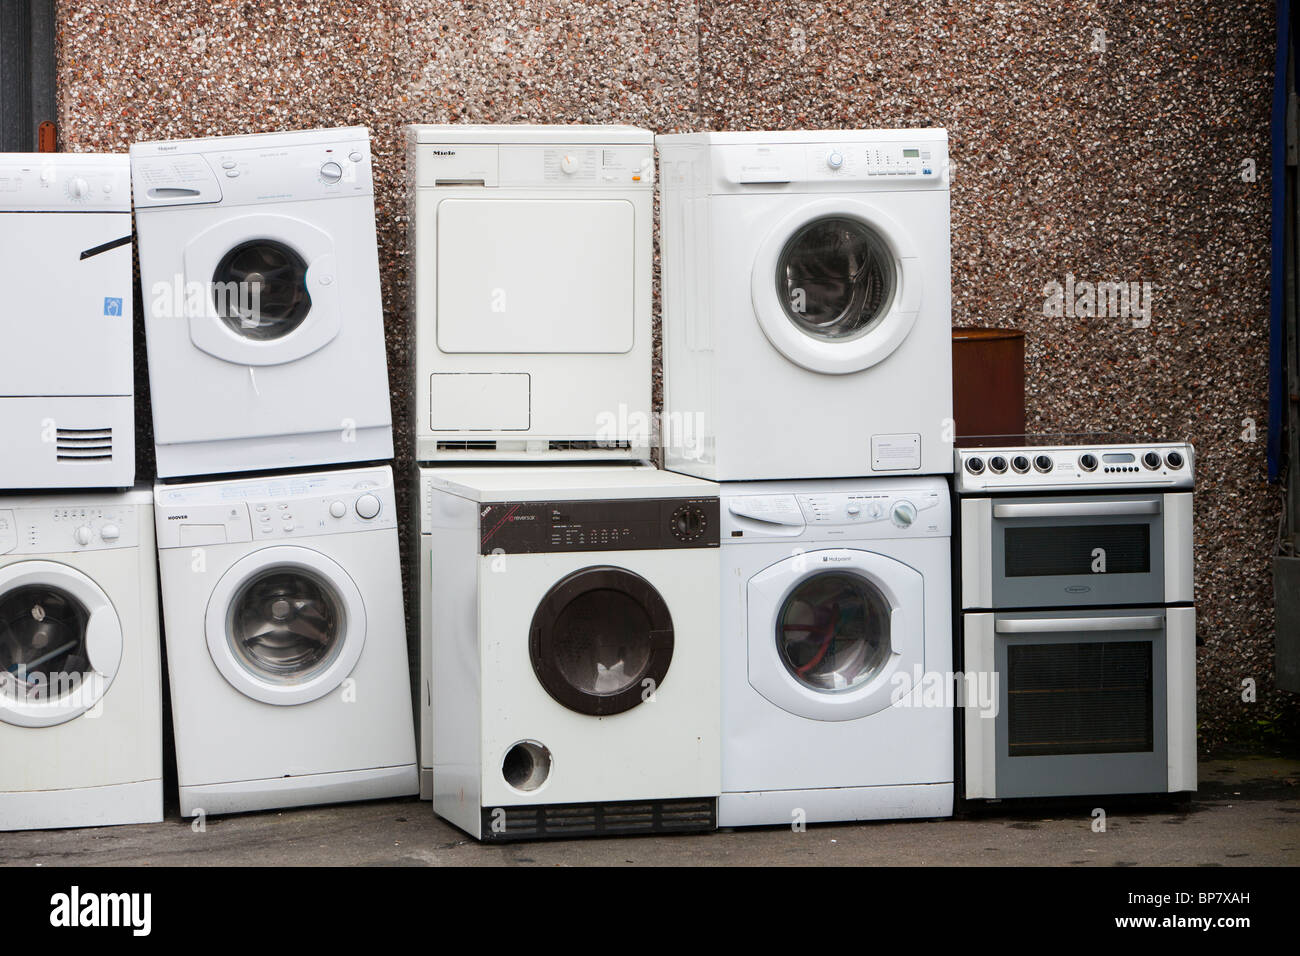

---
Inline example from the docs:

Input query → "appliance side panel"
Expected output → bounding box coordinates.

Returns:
[1164,493,1195,604]
[962,613,997,799]
[1166,606,1198,792]
[960,498,992,609]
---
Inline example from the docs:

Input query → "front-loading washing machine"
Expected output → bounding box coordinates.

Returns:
[719,476,953,826]
[408,125,654,462]
[0,488,162,829]
[0,152,135,490]
[657,129,953,481]
[130,127,393,478]
[422,465,720,840]
[153,465,417,816]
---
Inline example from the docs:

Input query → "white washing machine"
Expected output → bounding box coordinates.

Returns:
[0,153,134,489]
[423,465,720,840]
[153,465,416,816]
[408,125,654,462]
[720,477,953,826]
[657,129,953,481]
[0,489,162,830]
[130,127,393,478]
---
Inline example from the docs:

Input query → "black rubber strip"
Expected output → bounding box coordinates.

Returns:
[79,234,132,260]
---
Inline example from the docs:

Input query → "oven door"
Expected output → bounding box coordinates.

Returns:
[962,607,1196,799]
[960,493,1193,609]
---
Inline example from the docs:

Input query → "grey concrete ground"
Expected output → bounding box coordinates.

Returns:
[2,756,1296,867]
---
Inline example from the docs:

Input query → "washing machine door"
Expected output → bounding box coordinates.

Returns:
[205,546,366,706]
[181,213,341,366]
[0,561,122,728]
[750,198,921,375]
[528,566,674,716]
[747,548,924,720]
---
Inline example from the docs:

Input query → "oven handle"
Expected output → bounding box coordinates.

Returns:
[991,500,1161,519]
[995,615,1165,634]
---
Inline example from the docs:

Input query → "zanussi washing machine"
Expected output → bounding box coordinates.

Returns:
[720,476,953,826]
[657,129,953,481]
[422,465,719,840]
[154,465,416,816]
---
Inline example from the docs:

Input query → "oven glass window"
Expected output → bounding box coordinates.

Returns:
[777,572,891,692]
[1007,641,1154,757]
[1004,524,1150,577]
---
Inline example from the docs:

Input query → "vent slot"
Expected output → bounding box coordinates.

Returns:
[548,440,632,452]
[56,427,113,462]
[436,440,498,452]
[481,798,715,842]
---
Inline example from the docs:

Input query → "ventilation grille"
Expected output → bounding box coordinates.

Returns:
[481,798,715,842]
[548,440,632,452]
[436,441,498,452]
[1007,640,1154,757]
[55,427,113,462]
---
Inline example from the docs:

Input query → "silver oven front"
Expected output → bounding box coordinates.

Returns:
[962,607,1196,799]
[960,493,1194,610]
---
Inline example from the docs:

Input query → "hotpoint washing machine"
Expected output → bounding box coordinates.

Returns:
[657,129,953,481]
[422,465,720,840]
[408,125,654,462]
[0,488,162,830]
[130,127,393,478]
[154,465,417,816]
[719,477,953,826]
[0,152,135,490]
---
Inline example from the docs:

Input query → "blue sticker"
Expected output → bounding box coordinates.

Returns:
[104,297,123,316]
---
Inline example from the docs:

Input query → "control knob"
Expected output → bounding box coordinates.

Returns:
[891,500,917,528]
[355,494,381,520]
[74,525,94,546]
[319,161,343,184]
[989,456,1008,474]
[560,154,580,175]
[328,500,347,519]
[826,150,845,169]
[671,504,707,541]
[1079,453,1098,471]
[965,456,985,475]
[1011,455,1031,474]
[1033,454,1054,473]
[100,524,120,542]
[1165,451,1184,469]
[1142,451,1162,470]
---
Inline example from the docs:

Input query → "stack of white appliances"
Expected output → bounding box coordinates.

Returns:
[131,128,417,816]
[0,152,164,830]
[409,125,723,840]
[657,130,957,827]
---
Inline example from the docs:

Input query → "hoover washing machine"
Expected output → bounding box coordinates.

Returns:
[0,489,162,829]
[154,465,416,816]
[130,127,393,478]
[719,477,953,826]
[0,152,134,489]
[423,465,720,840]
[408,125,654,462]
[657,129,953,481]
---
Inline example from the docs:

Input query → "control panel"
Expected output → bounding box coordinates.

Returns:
[718,140,948,187]
[131,136,372,209]
[154,468,396,549]
[0,155,131,212]
[478,497,720,554]
[0,503,140,556]
[724,484,949,539]
[955,443,1195,494]
[417,144,654,189]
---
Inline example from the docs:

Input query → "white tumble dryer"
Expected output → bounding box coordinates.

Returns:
[153,465,417,816]
[408,125,654,462]
[423,465,720,840]
[719,477,953,827]
[0,488,162,830]
[0,153,134,489]
[657,129,953,481]
[130,127,393,478]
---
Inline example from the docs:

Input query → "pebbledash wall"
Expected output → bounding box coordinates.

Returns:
[53,0,1292,751]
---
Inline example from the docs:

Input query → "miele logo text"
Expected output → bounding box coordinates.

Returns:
[49,886,151,936]
[431,150,456,156]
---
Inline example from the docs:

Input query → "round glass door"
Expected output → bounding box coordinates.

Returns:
[225,567,344,684]
[776,217,896,342]
[212,239,312,340]
[529,567,674,716]
[776,571,892,692]
[0,584,91,701]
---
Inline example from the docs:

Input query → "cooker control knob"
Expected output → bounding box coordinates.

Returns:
[1011,455,1031,474]
[965,456,985,475]
[827,150,844,169]
[355,493,381,520]
[1165,451,1184,469]
[891,500,917,528]
[74,525,94,546]
[1079,453,1098,471]
[319,161,343,184]
[989,456,1008,474]
[1143,451,1162,470]
[1033,454,1053,473]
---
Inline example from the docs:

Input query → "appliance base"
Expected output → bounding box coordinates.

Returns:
[472,797,717,842]
[179,764,418,817]
[0,778,162,831]
[719,783,954,828]
[155,426,394,480]
[0,395,134,490]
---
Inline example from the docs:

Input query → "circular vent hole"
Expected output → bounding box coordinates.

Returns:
[502,741,552,792]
